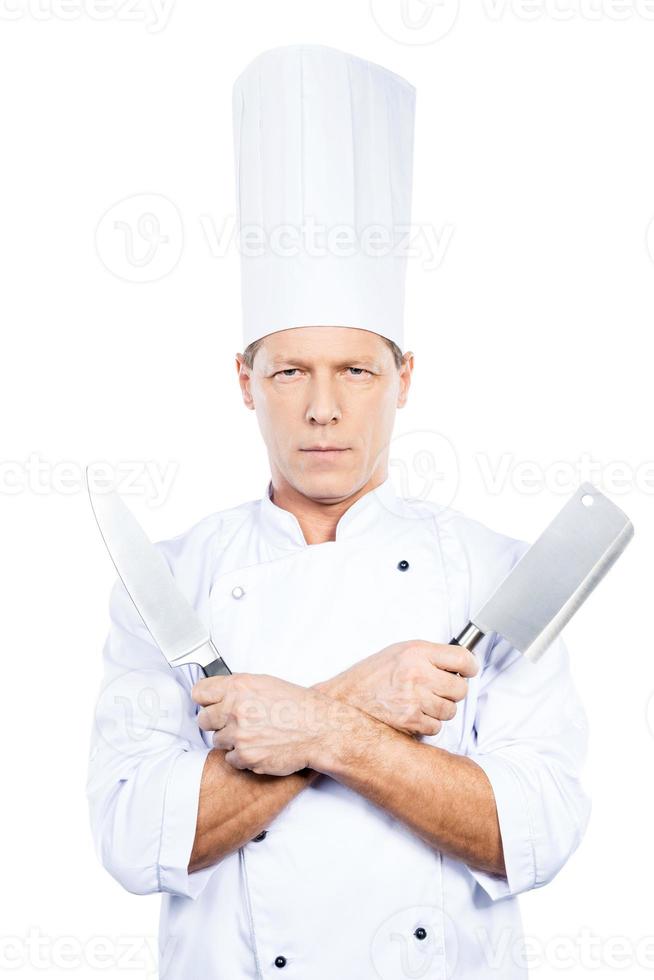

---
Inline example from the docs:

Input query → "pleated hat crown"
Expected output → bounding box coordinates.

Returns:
[232,44,416,350]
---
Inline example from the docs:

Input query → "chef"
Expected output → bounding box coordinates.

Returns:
[86,44,591,979]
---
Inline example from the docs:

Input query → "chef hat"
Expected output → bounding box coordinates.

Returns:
[232,44,416,351]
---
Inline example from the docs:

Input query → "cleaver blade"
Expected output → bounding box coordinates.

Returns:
[451,482,634,662]
[87,471,231,677]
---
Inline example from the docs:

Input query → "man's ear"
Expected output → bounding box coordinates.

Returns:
[235,354,255,410]
[397,351,414,408]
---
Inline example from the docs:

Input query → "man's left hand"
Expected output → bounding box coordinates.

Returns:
[191,673,353,776]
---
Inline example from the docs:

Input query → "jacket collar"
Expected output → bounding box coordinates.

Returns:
[259,475,400,550]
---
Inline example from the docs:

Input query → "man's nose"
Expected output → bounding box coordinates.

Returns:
[305,379,342,424]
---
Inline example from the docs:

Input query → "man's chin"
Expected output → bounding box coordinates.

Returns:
[291,466,359,502]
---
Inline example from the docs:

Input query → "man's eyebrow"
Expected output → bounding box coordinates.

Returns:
[270,356,379,368]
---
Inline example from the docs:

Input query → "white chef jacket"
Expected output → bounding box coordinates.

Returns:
[86,476,591,979]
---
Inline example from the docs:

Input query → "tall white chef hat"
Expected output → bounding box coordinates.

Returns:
[232,44,416,352]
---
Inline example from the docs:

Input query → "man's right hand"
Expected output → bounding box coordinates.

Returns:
[313,640,479,738]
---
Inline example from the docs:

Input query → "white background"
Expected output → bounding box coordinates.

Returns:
[1,1,652,977]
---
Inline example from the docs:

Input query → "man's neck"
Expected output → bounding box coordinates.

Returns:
[269,477,383,546]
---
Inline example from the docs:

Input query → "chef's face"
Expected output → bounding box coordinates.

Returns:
[235,326,413,499]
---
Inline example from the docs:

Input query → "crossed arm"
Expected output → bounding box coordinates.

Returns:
[188,641,506,881]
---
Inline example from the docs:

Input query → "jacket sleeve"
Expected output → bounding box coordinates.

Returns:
[464,629,592,901]
[86,576,216,900]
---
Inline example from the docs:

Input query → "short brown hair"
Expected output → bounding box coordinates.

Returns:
[242,334,404,370]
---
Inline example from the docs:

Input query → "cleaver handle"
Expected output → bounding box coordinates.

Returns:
[450,622,485,651]
[447,622,486,676]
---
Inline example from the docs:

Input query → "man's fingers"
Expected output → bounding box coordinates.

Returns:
[191,676,229,706]
[417,713,443,737]
[431,670,469,702]
[456,646,480,678]
[420,691,458,722]
[197,704,227,731]
[212,726,234,750]
[427,643,479,678]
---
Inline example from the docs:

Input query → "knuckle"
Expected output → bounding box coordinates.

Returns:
[396,662,418,696]
[413,716,430,735]
[434,698,451,720]
[233,716,249,739]
[191,679,211,703]
[407,705,422,725]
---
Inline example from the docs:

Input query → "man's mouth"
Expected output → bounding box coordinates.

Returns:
[300,446,349,453]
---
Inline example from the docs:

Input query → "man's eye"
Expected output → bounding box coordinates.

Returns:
[273,367,370,378]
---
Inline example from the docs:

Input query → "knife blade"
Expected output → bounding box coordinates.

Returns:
[450,481,634,662]
[87,470,231,677]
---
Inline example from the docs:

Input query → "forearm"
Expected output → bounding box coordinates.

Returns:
[189,674,505,880]
[313,698,506,879]
[188,749,320,873]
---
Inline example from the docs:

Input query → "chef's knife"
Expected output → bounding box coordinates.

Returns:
[449,481,633,663]
[87,471,231,677]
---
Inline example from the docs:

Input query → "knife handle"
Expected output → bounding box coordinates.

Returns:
[447,622,485,676]
[202,656,232,677]
[199,639,232,677]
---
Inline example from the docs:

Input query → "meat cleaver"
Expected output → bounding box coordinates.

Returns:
[88,474,632,679]
[87,471,231,678]
[450,481,633,663]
